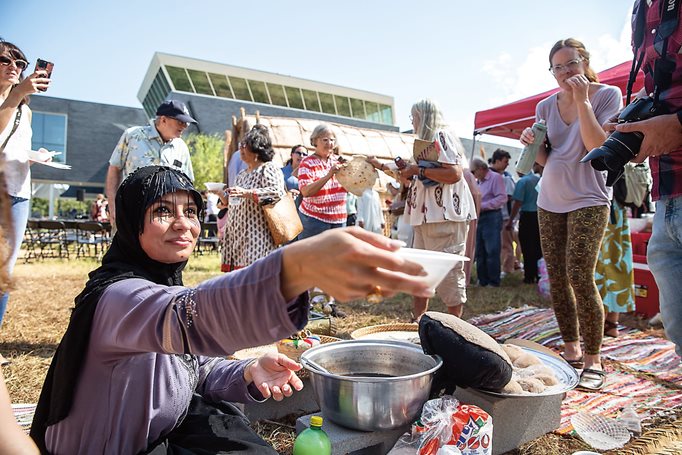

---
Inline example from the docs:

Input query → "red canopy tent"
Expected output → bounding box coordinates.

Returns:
[473,61,645,140]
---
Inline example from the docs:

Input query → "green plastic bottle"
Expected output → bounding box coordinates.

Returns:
[292,415,332,455]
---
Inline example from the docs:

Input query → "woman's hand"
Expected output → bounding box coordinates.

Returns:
[520,127,535,146]
[13,71,50,98]
[326,163,343,177]
[566,74,590,104]
[399,164,419,180]
[281,227,431,302]
[244,353,303,401]
[227,186,251,198]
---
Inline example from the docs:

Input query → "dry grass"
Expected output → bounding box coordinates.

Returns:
[1,254,677,454]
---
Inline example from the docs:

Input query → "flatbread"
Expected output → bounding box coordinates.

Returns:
[336,155,378,196]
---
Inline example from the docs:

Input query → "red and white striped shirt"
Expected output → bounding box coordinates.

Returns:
[298,154,347,224]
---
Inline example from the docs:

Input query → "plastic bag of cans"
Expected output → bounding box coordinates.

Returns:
[388,396,492,455]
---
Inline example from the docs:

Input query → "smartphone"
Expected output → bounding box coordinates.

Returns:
[35,59,54,91]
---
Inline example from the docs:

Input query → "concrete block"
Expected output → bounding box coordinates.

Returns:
[454,387,562,455]
[243,378,320,421]
[296,414,408,455]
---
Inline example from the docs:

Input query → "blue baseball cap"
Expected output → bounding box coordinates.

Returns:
[156,100,197,124]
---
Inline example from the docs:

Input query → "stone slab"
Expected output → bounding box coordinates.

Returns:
[454,387,563,455]
[243,378,320,421]
[296,414,408,455]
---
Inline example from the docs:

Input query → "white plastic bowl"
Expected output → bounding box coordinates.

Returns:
[570,412,630,451]
[395,248,469,292]
[204,182,225,192]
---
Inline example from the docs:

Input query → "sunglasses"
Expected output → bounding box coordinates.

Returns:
[0,55,29,71]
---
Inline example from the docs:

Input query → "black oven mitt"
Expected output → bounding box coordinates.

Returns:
[419,312,513,397]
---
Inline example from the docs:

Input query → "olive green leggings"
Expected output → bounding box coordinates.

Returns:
[538,205,609,355]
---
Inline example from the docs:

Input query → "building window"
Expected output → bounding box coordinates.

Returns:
[380,104,393,125]
[335,96,351,117]
[248,80,270,104]
[318,92,336,115]
[350,98,365,119]
[301,89,320,112]
[267,83,288,107]
[165,66,193,92]
[187,69,214,96]
[208,73,233,98]
[365,102,380,123]
[31,112,67,162]
[284,86,304,110]
[228,76,252,101]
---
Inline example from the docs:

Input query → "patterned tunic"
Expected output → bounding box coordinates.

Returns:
[220,162,285,271]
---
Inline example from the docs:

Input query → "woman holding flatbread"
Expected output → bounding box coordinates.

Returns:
[297,123,347,239]
[368,99,475,321]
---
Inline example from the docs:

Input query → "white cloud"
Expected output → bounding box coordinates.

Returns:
[480,9,633,108]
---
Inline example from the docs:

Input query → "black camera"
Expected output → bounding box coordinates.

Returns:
[581,96,666,186]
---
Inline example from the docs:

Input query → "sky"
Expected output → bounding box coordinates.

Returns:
[3,1,635,147]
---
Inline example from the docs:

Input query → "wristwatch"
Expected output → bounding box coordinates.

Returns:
[418,167,426,179]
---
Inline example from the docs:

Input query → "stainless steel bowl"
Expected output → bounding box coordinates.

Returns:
[300,339,442,431]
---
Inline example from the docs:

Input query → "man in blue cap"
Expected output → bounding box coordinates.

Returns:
[105,100,197,225]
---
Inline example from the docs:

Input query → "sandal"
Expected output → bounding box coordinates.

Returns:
[559,352,585,369]
[604,320,619,338]
[578,368,606,391]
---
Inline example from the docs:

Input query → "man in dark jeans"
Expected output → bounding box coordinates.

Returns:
[507,163,543,283]
[471,157,507,287]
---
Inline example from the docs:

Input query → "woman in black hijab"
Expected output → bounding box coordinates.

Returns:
[31,166,432,454]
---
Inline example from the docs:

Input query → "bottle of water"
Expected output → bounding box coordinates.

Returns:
[293,415,332,455]
[516,120,547,175]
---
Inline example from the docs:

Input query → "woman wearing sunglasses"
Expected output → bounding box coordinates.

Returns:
[519,38,622,391]
[0,40,51,333]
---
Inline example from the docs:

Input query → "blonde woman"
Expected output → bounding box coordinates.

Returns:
[370,99,475,320]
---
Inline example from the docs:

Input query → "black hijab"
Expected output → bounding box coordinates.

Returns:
[31,166,203,453]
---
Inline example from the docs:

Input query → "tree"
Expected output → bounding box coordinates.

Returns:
[185,133,225,190]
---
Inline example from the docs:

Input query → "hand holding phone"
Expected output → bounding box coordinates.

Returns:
[34,59,54,92]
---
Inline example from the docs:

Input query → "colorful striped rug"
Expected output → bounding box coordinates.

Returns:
[467,306,682,433]
[468,306,682,385]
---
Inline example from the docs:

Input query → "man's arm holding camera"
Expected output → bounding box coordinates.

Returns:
[616,113,682,163]
[602,88,682,163]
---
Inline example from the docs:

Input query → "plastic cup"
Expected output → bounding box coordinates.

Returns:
[204,182,225,192]
[395,248,469,292]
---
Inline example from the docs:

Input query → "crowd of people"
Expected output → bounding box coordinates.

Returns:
[0,0,681,450]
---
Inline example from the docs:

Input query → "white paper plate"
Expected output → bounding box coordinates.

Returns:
[28,149,60,161]
[30,160,71,169]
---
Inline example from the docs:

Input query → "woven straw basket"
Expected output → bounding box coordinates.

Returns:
[350,323,419,340]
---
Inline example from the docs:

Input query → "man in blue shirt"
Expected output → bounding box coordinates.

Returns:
[507,163,543,283]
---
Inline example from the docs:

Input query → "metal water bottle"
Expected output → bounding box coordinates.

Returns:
[516,120,546,175]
